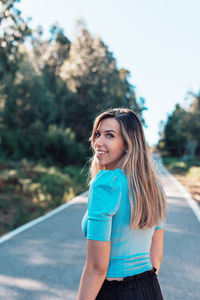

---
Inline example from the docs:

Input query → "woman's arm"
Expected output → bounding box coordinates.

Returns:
[77,239,111,300]
[150,229,164,275]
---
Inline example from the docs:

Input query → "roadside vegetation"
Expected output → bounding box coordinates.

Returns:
[0,157,88,236]
[0,1,145,237]
[0,1,199,237]
[162,157,200,205]
[157,89,200,205]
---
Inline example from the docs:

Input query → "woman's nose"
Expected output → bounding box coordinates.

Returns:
[94,136,104,147]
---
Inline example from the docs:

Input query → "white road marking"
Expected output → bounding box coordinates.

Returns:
[1,160,199,245]
[0,191,88,245]
[161,165,200,223]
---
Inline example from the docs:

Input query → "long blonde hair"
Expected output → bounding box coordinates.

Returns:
[88,108,166,229]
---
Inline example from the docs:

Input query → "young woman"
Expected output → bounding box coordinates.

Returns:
[77,108,166,300]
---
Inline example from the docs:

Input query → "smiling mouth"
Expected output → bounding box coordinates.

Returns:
[96,150,108,157]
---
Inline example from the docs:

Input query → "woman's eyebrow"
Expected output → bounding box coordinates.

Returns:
[96,129,116,133]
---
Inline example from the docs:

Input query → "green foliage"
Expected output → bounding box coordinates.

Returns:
[0,130,19,157]
[163,104,188,157]
[158,97,200,157]
[1,125,86,167]
[186,94,200,150]
[0,1,148,236]
[0,0,31,83]
[0,159,87,235]
[162,156,200,177]
[33,172,70,207]
[162,157,187,174]
[63,165,89,193]
[44,126,87,166]
[0,17,146,164]
[60,26,145,144]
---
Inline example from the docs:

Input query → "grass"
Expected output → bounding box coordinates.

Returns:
[0,158,88,237]
[162,156,200,204]
[162,157,200,175]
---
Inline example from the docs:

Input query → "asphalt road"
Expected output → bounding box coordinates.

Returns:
[0,163,199,300]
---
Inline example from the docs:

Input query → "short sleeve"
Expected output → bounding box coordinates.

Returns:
[87,170,122,241]
[155,220,164,230]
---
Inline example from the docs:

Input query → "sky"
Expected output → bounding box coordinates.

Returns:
[17,0,200,146]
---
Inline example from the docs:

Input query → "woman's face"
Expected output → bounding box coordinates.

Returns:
[93,118,126,170]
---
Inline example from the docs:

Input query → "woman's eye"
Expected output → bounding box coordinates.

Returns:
[94,132,113,138]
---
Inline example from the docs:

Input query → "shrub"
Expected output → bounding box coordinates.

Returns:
[44,126,87,166]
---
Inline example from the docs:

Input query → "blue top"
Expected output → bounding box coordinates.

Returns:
[81,168,164,277]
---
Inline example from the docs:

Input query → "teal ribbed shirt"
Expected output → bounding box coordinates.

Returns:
[81,168,164,277]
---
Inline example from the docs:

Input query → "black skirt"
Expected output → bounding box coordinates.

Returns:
[96,267,164,300]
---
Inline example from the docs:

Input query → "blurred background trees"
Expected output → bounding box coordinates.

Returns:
[158,92,200,158]
[0,1,147,234]
[1,0,199,170]
[0,1,145,167]
[0,0,199,235]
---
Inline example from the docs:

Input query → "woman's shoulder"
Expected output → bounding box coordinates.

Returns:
[88,169,124,216]
[92,168,126,186]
